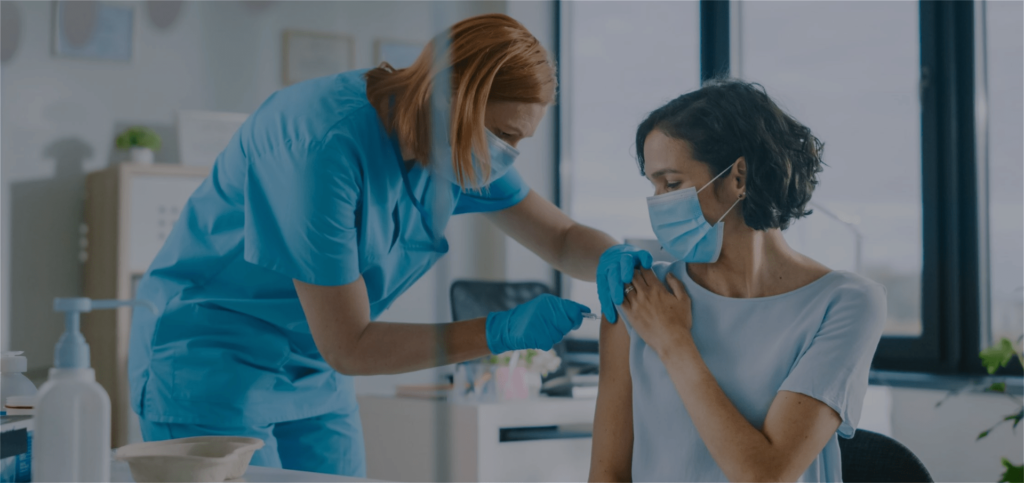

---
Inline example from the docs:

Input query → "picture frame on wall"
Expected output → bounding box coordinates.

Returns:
[374,38,424,70]
[53,1,135,61]
[282,30,354,85]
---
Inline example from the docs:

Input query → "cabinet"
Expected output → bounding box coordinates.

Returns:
[82,163,209,447]
[358,395,596,482]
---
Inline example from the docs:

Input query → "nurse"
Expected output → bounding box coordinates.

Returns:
[128,14,650,476]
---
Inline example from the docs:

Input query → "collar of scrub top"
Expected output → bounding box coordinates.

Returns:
[390,136,450,253]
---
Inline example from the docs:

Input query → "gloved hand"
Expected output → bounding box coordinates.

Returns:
[485,294,591,354]
[597,244,654,323]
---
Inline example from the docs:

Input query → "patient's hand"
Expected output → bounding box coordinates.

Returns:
[620,268,693,355]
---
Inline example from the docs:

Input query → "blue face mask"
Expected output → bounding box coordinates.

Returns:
[646,162,744,263]
[430,98,520,189]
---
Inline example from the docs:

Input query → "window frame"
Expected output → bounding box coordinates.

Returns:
[556,0,1020,377]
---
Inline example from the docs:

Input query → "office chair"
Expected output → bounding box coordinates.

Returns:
[449,280,553,321]
[839,429,933,482]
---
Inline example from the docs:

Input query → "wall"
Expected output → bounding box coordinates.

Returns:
[0,0,532,374]
[890,387,1024,482]
[0,0,569,398]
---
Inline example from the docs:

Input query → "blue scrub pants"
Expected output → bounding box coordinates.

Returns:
[139,411,367,477]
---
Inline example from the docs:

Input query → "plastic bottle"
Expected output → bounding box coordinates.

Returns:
[4,395,35,416]
[0,351,37,413]
[32,297,156,483]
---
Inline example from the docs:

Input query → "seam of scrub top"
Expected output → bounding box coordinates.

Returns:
[677,262,846,303]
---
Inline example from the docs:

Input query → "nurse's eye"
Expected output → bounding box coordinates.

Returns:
[666,182,682,190]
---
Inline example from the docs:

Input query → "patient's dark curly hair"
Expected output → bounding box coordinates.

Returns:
[635,79,824,231]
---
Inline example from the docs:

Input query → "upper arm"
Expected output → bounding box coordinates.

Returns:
[589,317,634,482]
[760,390,842,481]
[763,280,887,479]
[484,190,576,267]
[294,277,371,375]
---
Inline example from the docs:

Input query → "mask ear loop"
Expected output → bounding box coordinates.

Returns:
[715,191,745,225]
[697,161,738,194]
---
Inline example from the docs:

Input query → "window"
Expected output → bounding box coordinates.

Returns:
[736,1,924,337]
[982,0,1024,348]
[561,1,701,339]
[558,0,1020,376]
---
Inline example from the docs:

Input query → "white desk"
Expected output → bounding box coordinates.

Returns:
[112,460,374,482]
[359,395,596,482]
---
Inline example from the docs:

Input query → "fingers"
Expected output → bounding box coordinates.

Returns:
[566,301,591,331]
[599,290,617,323]
[632,268,651,287]
[637,249,654,269]
[665,272,686,299]
[619,255,635,283]
[598,273,618,323]
[609,267,625,306]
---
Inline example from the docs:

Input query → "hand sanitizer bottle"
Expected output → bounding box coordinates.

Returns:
[0,351,37,413]
[32,298,155,482]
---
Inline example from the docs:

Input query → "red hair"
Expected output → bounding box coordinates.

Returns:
[365,14,556,187]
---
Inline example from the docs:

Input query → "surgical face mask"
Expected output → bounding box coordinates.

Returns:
[429,98,520,189]
[646,162,744,263]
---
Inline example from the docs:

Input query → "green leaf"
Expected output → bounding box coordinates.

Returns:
[978,430,990,440]
[980,338,1017,374]
[989,382,1007,393]
[1007,410,1024,429]
[999,458,1023,483]
[116,126,162,151]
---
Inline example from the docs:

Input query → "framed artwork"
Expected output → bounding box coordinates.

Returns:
[282,30,354,85]
[53,1,134,61]
[374,38,424,70]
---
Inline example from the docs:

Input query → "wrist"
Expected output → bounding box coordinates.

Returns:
[484,311,509,354]
[652,328,695,360]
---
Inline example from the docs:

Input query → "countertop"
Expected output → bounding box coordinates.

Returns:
[112,460,375,482]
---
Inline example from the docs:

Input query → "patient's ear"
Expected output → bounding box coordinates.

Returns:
[732,157,747,186]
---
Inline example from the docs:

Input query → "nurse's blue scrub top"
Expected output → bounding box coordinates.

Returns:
[128,70,530,426]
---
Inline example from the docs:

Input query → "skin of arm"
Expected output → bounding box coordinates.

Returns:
[296,277,492,376]
[297,191,616,377]
[588,314,635,482]
[485,190,616,282]
[621,268,842,483]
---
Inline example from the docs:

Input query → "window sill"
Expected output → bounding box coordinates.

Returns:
[869,370,1024,396]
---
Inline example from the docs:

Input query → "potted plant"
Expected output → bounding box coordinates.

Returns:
[978,337,1023,483]
[116,126,161,164]
[938,335,1023,483]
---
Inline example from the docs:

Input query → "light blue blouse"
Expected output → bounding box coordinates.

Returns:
[622,261,886,482]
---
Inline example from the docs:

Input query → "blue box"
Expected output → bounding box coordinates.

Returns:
[0,415,32,483]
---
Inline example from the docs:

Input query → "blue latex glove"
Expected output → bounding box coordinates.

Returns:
[597,244,654,323]
[485,294,591,354]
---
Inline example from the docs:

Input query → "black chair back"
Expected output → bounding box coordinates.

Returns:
[839,429,933,482]
[449,280,553,321]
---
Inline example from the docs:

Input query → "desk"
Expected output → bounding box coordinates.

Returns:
[359,395,596,482]
[111,460,374,482]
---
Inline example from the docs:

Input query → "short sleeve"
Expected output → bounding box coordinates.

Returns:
[453,166,531,214]
[778,278,887,438]
[243,130,363,286]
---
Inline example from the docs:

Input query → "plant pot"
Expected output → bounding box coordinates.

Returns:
[130,147,155,164]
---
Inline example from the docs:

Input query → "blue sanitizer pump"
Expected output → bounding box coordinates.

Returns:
[34,297,157,482]
[51,297,157,369]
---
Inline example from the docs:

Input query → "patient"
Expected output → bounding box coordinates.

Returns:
[589,80,886,482]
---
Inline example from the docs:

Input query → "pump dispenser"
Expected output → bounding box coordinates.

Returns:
[33,297,156,483]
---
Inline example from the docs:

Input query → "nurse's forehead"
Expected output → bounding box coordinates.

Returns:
[487,102,543,136]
